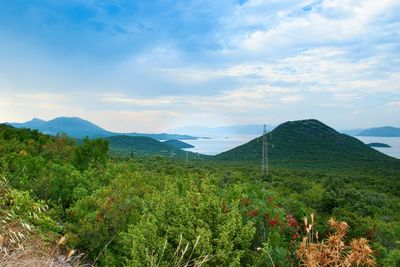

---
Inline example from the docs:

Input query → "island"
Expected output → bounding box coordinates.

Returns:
[367,142,391,148]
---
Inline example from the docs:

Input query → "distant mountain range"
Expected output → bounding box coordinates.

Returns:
[8,117,399,141]
[215,119,400,171]
[340,126,400,137]
[173,124,400,138]
[7,117,200,140]
[357,126,400,137]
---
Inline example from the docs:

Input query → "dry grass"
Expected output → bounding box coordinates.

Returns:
[0,234,86,267]
[296,214,375,266]
[0,177,86,267]
[150,234,212,267]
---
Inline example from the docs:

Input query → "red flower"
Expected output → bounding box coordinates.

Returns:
[286,214,298,228]
[246,209,259,217]
[291,233,299,240]
[268,218,279,227]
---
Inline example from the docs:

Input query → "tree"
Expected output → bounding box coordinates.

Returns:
[73,137,109,171]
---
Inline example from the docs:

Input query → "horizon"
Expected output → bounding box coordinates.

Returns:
[1,1,399,132]
[5,116,399,134]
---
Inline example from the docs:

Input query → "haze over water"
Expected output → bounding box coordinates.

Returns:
[184,135,400,159]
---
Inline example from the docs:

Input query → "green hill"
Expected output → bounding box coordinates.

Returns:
[107,135,201,159]
[215,119,400,172]
[163,139,194,149]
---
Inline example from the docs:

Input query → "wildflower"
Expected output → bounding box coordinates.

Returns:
[246,209,259,217]
[268,218,279,227]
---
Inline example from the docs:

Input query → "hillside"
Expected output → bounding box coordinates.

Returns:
[163,139,194,149]
[215,119,400,171]
[106,135,201,159]
[358,126,400,137]
[8,117,199,140]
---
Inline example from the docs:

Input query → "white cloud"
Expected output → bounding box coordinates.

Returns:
[218,0,400,60]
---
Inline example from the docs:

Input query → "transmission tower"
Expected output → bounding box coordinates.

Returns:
[262,124,269,175]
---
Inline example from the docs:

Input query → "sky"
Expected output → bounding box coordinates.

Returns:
[0,0,399,132]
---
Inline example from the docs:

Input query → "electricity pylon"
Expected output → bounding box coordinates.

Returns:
[262,124,269,175]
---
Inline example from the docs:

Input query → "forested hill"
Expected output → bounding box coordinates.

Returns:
[163,139,194,149]
[106,135,201,159]
[215,119,400,172]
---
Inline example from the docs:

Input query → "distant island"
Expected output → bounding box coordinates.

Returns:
[368,142,391,148]
[357,126,400,137]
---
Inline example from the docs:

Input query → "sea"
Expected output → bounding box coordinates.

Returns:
[183,135,400,159]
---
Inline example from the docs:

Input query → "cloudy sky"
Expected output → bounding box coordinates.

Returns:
[0,0,399,132]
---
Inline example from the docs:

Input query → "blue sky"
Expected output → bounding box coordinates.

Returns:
[0,0,399,132]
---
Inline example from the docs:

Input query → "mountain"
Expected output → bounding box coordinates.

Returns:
[357,126,400,137]
[106,135,202,159]
[215,119,400,171]
[163,139,194,149]
[7,117,200,140]
[10,117,46,128]
[171,124,274,137]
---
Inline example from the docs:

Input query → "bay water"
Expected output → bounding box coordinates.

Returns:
[183,135,400,159]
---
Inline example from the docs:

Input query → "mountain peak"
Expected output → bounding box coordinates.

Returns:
[30,117,45,122]
[273,119,339,138]
[49,116,90,122]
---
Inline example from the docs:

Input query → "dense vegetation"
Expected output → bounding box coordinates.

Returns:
[1,123,400,266]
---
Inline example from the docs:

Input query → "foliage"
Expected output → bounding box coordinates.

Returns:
[121,179,255,266]
[1,124,400,266]
[73,137,109,171]
[0,176,57,255]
